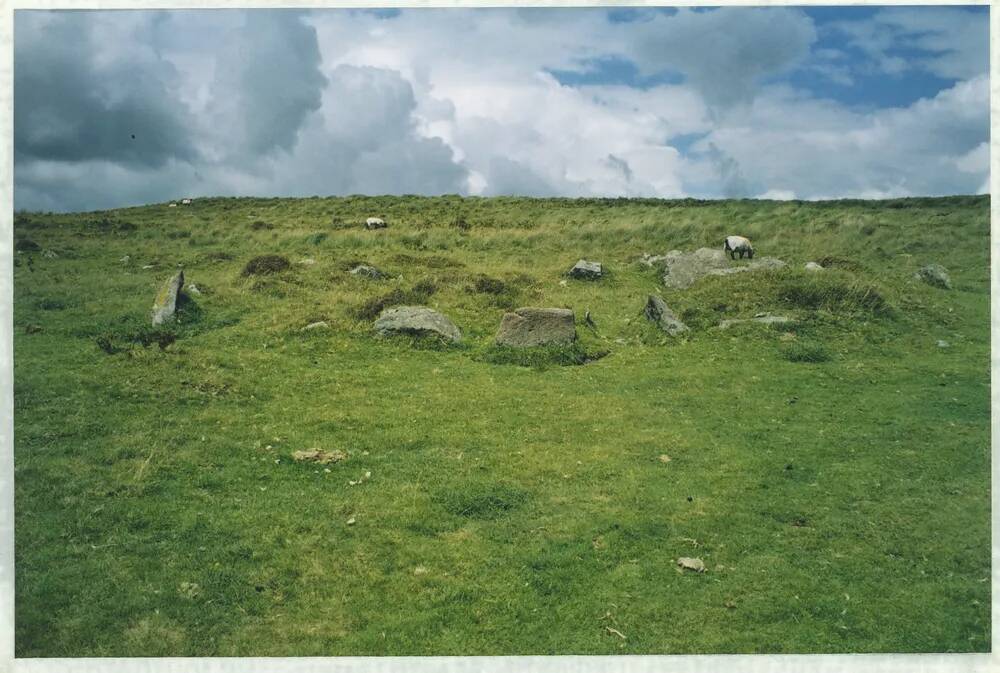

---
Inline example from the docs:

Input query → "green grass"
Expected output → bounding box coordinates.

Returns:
[12,194,990,655]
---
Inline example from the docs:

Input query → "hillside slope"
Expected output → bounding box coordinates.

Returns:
[12,195,990,655]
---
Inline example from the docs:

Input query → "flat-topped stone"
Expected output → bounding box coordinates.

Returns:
[568,260,603,280]
[374,306,461,342]
[662,248,786,289]
[495,307,576,347]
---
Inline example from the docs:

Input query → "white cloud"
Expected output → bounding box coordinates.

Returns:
[693,76,989,200]
[12,7,991,212]
[831,7,988,80]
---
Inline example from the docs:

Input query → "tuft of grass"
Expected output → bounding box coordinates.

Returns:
[353,282,438,321]
[242,255,291,276]
[775,273,890,315]
[433,482,529,519]
[475,342,608,369]
[779,340,832,363]
[472,275,508,295]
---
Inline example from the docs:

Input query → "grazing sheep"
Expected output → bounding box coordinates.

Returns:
[365,217,386,229]
[724,235,754,260]
[181,198,192,205]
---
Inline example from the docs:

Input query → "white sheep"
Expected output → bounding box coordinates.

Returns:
[181,198,192,205]
[723,235,754,260]
[365,217,386,229]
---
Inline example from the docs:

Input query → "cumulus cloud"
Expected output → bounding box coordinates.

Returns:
[14,11,197,168]
[626,8,818,110]
[206,11,327,158]
[831,7,988,81]
[692,76,989,199]
[12,7,990,212]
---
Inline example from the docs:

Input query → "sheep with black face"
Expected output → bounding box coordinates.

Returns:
[724,235,754,260]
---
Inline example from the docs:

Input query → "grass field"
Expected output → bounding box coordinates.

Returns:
[12,194,991,655]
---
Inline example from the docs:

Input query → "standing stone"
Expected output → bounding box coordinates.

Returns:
[152,270,184,326]
[644,295,689,336]
[568,260,603,280]
[374,306,461,342]
[915,264,952,290]
[495,307,576,347]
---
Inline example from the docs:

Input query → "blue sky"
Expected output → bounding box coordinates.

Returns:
[13,6,990,211]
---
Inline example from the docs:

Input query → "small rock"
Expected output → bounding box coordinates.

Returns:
[141,264,154,270]
[804,262,824,272]
[658,454,671,463]
[120,255,131,263]
[168,203,178,208]
[302,321,329,332]
[644,295,689,336]
[375,306,462,343]
[42,250,58,259]
[349,264,384,280]
[291,449,346,464]
[937,340,950,348]
[177,581,201,598]
[346,516,356,526]
[915,264,952,290]
[186,283,202,296]
[568,259,603,280]
[298,258,316,266]
[677,557,705,573]
[151,270,184,326]
[495,307,576,347]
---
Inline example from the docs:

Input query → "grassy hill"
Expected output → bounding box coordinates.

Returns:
[12,194,990,655]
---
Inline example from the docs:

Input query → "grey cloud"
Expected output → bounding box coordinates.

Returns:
[14,11,198,168]
[256,65,468,197]
[628,8,817,110]
[481,157,559,197]
[605,154,633,183]
[323,65,418,150]
[207,11,327,157]
[705,144,751,198]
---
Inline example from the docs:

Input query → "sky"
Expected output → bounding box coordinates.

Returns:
[12,5,991,212]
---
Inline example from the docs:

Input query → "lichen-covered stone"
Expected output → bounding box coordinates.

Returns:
[568,259,603,280]
[644,295,689,336]
[495,307,576,347]
[915,264,952,290]
[151,270,184,326]
[661,248,786,289]
[350,264,384,279]
[374,306,461,342]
